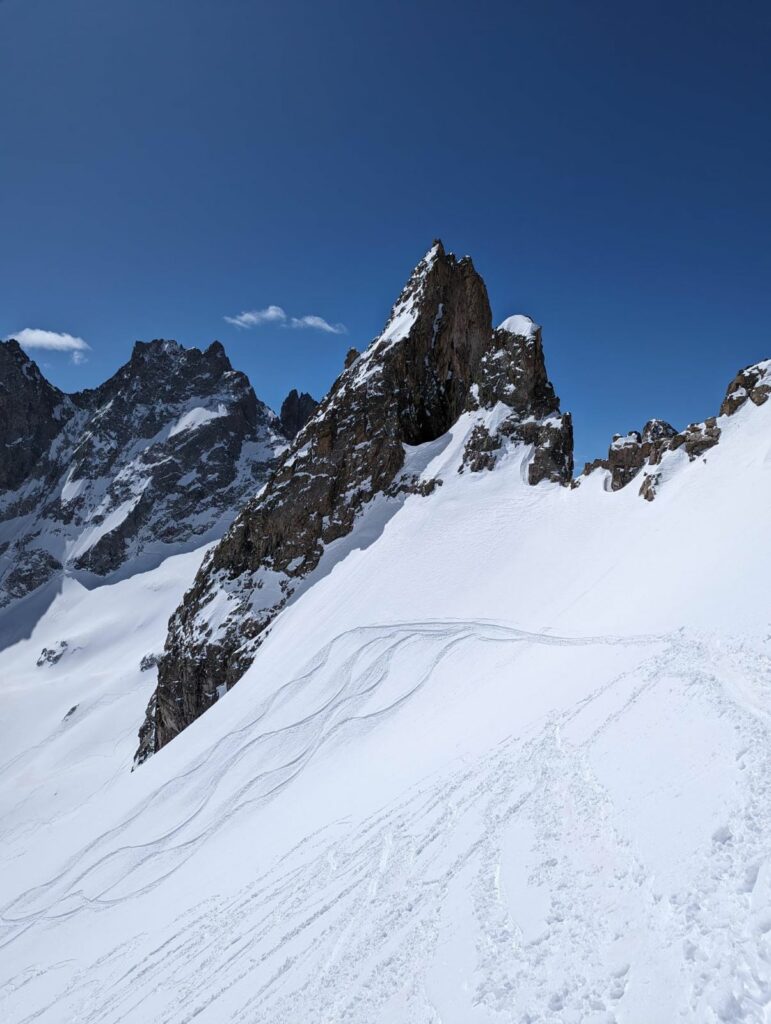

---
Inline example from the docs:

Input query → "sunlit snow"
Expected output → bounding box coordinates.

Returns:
[0,394,770,1022]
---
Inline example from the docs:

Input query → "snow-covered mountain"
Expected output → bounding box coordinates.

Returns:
[136,241,572,763]
[0,338,291,642]
[1,243,770,1023]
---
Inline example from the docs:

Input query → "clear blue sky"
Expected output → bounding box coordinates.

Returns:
[2,0,769,465]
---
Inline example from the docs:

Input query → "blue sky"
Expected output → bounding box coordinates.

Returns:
[1,0,769,465]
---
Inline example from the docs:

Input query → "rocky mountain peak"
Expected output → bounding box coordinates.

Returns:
[1,336,38,370]
[130,337,184,358]
[0,340,70,491]
[460,313,573,483]
[641,418,677,444]
[337,239,492,445]
[0,340,285,617]
[136,242,573,762]
[475,315,559,418]
[279,389,318,439]
[106,338,241,403]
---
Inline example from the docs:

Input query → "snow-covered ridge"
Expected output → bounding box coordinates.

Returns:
[313,240,445,411]
[581,357,771,497]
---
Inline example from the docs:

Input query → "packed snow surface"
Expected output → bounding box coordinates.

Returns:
[498,314,538,338]
[168,402,229,438]
[1,396,770,1022]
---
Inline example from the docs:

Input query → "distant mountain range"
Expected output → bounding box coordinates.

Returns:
[0,336,317,636]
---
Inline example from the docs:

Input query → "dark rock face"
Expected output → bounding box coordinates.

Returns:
[668,417,721,461]
[720,361,771,416]
[461,318,573,484]
[583,419,677,491]
[36,641,68,667]
[279,389,318,439]
[0,339,285,610]
[0,341,71,491]
[460,423,501,473]
[137,244,575,763]
[642,418,678,445]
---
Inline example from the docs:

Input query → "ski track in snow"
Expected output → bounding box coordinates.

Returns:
[1,619,769,1024]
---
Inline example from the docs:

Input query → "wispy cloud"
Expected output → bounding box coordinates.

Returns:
[224,305,346,335]
[289,315,347,335]
[7,328,90,365]
[224,305,287,329]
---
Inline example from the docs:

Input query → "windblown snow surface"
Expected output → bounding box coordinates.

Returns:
[1,396,770,1023]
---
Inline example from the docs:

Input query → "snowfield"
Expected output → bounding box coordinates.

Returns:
[1,394,770,1023]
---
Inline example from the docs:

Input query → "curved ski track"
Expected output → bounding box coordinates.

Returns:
[1,619,769,1023]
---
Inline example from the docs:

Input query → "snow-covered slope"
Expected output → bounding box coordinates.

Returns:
[0,545,211,849]
[1,367,770,1022]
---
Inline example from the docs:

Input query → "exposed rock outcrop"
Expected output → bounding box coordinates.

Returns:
[582,419,677,491]
[720,360,771,416]
[462,315,573,484]
[583,359,771,501]
[36,641,68,667]
[668,417,721,461]
[0,341,71,491]
[137,243,575,763]
[0,339,285,609]
[279,389,318,439]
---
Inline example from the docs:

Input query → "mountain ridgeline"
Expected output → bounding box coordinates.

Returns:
[0,338,316,621]
[578,360,770,500]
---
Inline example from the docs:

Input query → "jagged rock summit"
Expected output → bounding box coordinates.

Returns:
[137,241,573,762]
[279,388,318,439]
[0,340,66,491]
[462,314,572,482]
[0,338,287,614]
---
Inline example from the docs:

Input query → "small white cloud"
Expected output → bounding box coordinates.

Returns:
[71,349,88,366]
[224,304,346,335]
[8,327,91,355]
[224,305,287,329]
[289,315,347,335]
